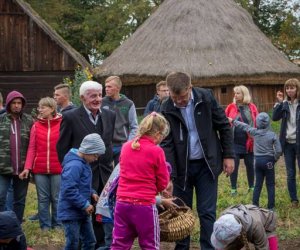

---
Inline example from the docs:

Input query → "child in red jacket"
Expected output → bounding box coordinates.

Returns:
[111,112,170,250]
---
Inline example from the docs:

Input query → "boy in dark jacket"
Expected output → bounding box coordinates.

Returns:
[57,133,106,250]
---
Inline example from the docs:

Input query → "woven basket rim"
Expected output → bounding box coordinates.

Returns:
[159,197,196,242]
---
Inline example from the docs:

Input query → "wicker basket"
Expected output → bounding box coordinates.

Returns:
[159,198,196,242]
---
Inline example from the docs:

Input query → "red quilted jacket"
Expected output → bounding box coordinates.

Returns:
[25,114,62,174]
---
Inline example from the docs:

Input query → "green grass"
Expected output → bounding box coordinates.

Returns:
[23,158,300,247]
[23,119,300,247]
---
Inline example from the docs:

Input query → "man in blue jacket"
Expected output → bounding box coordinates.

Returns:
[161,72,235,250]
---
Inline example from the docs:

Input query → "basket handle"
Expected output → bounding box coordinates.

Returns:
[173,197,188,207]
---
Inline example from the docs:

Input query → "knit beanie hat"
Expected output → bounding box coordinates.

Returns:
[211,214,242,249]
[79,133,106,155]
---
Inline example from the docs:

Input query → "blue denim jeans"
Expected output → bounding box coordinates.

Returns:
[173,159,217,250]
[5,181,14,211]
[62,217,96,250]
[0,175,29,223]
[230,153,254,189]
[34,174,61,230]
[253,156,275,209]
[283,143,300,202]
[97,223,113,250]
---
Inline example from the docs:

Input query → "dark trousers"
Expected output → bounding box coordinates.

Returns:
[283,142,300,202]
[173,159,217,250]
[230,153,254,189]
[253,156,275,209]
[0,175,29,223]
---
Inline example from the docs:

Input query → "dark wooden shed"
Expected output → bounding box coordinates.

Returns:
[0,0,90,111]
[94,0,300,113]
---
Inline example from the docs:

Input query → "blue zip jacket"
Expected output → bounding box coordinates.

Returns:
[57,149,95,221]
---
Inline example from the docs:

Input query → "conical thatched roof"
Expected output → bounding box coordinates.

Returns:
[94,0,300,86]
[17,0,90,68]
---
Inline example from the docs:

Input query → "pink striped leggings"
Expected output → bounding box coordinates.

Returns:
[111,201,159,250]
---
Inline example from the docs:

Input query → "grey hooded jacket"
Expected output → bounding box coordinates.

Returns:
[233,112,282,161]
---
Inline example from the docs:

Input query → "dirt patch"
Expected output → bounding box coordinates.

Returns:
[33,238,300,250]
[160,239,300,249]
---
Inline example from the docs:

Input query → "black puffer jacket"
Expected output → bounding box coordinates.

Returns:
[161,87,235,189]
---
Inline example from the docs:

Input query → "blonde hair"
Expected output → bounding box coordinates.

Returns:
[233,85,251,104]
[131,112,170,150]
[156,81,167,91]
[38,97,57,116]
[54,83,72,97]
[105,76,122,89]
[284,78,300,101]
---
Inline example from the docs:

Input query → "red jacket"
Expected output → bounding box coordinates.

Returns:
[117,136,169,205]
[25,114,62,174]
[225,102,258,152]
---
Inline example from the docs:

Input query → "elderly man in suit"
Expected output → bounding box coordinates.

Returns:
[57,80,116,249]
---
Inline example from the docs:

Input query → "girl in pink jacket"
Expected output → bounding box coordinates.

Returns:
[111,112,170,250]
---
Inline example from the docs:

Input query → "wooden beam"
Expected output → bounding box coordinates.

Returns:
[0,12,25,15]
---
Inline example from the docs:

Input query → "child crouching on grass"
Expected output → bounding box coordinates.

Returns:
[57,133,106,250]
[111,112,170,250]
[228,112,282,210]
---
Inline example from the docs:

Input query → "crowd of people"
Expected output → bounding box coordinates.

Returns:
[0,74,299,250]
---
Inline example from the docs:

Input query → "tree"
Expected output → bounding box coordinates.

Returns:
[27,0,299,62]
[27,0,163,65]
[235,0,300,59]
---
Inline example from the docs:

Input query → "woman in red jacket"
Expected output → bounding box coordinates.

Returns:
[225,85,258,196]
[20,97,62,230]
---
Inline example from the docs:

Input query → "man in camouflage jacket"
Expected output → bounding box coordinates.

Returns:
[0,91,33,223]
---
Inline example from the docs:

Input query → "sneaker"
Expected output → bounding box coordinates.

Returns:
[28,213,39,221]
[230,189,237,196]
[291,200,299,208]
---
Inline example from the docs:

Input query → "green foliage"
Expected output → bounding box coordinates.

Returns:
[63,66,93,106]
[27,0,299,62]
[27,0,163,65]
[235,0,300,59]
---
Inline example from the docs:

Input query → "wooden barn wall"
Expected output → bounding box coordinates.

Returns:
[122,83,284,115]
[0,71,74,112]
[0,0,76,71]
[122,84,158,115]
[212,84,283,112]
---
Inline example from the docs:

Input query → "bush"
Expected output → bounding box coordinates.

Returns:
[63,66,93,106]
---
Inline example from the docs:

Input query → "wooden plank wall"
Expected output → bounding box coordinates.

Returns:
[0,71,74,112]
[122,83,283,115]
[0,0,76,72]
[209,85,283,112]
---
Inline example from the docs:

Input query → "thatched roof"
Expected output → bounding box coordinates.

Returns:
[17,0,90,69]
[94,0,300,86]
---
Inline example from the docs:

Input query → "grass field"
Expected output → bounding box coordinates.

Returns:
[22,157,300,248]
[22,119,300,248]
